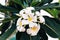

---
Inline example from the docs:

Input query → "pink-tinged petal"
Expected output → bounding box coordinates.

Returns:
[17,27,25,32]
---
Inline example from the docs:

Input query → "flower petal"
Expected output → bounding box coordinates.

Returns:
[17,26,25,32]
[21,14,28,19]
[29,22,37,27]
[39,16,45,24]
[22,20,29,25]
[31,32,37,36]
[40,10,54,18]
[19,10,24,15]
[32,16,37,22]
[29,24,40,36]
[16,18,22,26]
[26,7,35,11]
[35,11,40,16]
[27,28,31,34]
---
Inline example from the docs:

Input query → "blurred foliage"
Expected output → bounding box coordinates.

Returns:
[0,0,60,40]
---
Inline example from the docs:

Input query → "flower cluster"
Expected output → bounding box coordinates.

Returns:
[16,7,45,36]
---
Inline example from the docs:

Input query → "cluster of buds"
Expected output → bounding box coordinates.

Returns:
[16,7,45,36]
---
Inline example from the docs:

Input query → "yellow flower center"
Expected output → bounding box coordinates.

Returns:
[28,16,32,22]
[31,26,38,31]
[19,21,22,27]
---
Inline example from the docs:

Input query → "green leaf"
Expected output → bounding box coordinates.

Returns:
[11,0,25,8]
[31,0,42,6]
[35,3,60,10]
[16,32,41,40]
[41,24,58,38]
[0,20,16,40]
[42,0,53,4]
[0,21,11,36]
[2,16,18,23]
[9,0,23,11]
[45,9,59,18]
[31,0,53,6]
[44,16,60,38]
[25,0,32,6]
[0,4,19,13]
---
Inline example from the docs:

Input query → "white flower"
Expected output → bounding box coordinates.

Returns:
[22,20,29,25]
[16,7,47,35]
[27,23,40,36]
[21,14,28,19]
[19,9,25,15]
[38,16,45,24]
[20,12,37,23]
[35,11,45,24]
[17,26,25,32]
[35,11,40,16]
[26,7,35,11]
[17,18,28,26]
[19,9,28,19]
[24,9,32,14]
[17,18,22,27]
[19,7,35,15]
[40,10,54,18]
[17,18,28,32]
[27,14,37,22]
[19,7,35,19]
[29,22,37,27]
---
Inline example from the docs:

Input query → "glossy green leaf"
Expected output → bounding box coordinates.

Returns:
[16,32,41,40]
[42,0,53,4]
[9,0,23,11]
[2,16,18,23]
[0,4,19,13]
[11,0,25,8]
[35,3,60,10]
[31,0,42,6]
[0,20,16,40]
[16,25,48,40]
[0,21,10,36]
[41,24,58,38]
[31,0,53,6]
[45,9,59,18]
[44,16,60,38]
